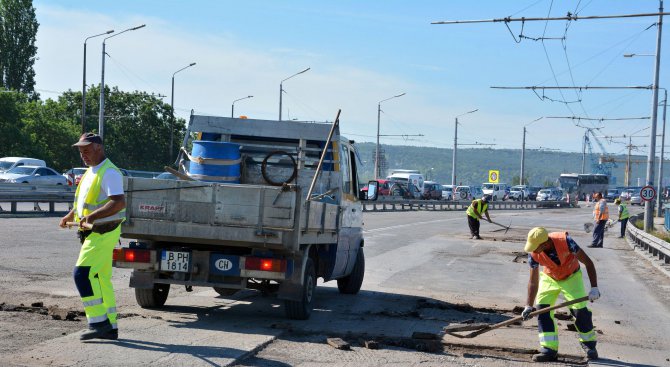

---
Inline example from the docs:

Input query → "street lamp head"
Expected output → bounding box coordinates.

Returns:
[105,30,114,34]
[132,24,146,31]
[395,93,406,98]
[189,62,196,66]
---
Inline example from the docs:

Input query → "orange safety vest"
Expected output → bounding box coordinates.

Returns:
[593,199,609,221]
[530,232,580,281]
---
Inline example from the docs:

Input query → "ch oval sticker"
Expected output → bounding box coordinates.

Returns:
[215,258,233,271]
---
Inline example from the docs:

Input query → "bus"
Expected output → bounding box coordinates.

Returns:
[558,173,609,201]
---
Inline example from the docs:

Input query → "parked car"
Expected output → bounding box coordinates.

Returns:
[630,192,643,205]
[441,184,455,200]
[0,157,46,173]
[389,181,418,199]
[63,167,87,186]
[528,186,542,201]
[470,186,484,199]
[361,179,391,196]
[509,185,531,201]
[482,182,508,201]
[455,185,472,200]
[422,181,442,200]
[536,188,562,201]
[620,188,635,201]
[605,188,621,202]
[0,166,67,185]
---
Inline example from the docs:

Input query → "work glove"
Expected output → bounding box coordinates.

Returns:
[521,305,535,321]
[588,287,601,302]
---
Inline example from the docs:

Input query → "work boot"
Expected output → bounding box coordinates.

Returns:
[475,236,483,240]
[532,349,558,362]
[580,343,599,360]
[80,322,115,341]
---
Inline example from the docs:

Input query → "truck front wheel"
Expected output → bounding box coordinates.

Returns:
[337,248,365,294]
[284,258,316,320]
[135,283,170,308]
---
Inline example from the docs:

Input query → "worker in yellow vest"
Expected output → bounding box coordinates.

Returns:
[614,198,629,238]
[589,192,609,248]
[522,227,600,362]
[59,133,126,341]
[466,194,492,240]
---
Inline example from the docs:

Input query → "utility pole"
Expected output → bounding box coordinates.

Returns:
[520,117,542,187]
[657,89,668,217]
[645,1,663,232]
[451,109,478,187]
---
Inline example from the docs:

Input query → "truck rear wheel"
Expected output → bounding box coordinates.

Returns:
[337,248,365,294]
[135,283,170,308]
[284,258,316,320]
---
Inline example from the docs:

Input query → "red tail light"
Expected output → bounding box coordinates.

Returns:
[113,248,151,263]
[245,257,286,272]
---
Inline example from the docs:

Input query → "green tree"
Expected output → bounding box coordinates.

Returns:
[0,90,29,156]
[0,0,38,97]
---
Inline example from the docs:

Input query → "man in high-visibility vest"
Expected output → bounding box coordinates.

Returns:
[589,192,609,248]
[522,227,600,362]
[59,133,126,341]
[466,194,492,240]
[614,198,629,238]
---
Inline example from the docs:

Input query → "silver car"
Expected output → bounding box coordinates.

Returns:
[0,165,67,185]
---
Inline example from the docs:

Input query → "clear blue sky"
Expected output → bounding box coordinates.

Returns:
[33,1,669,155]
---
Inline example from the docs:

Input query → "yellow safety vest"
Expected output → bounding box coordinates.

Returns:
[73,159,126,225]
[619,203,630,220]
[466,199,488,221]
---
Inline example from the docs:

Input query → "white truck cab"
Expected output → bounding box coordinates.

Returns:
[0,157,46,173]
[482,182,508,201]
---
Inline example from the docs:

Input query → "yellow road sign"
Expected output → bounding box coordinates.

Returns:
[489,170,499,183]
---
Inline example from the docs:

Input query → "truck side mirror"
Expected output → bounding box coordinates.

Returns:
[360,180,378,201]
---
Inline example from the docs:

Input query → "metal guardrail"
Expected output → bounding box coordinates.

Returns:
[0,183,73,213]
[362,198,575,212]
[626,213,670,265]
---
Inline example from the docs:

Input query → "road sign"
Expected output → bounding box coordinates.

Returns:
[640,185,656,202]
[488,170,499,183]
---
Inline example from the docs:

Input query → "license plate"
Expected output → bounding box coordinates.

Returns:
[161,251,190,272]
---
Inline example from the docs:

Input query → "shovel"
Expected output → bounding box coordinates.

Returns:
[443,296,589,339]
[65,221,94,230]
[489,220,512,234]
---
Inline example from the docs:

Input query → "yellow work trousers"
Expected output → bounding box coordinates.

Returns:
[73,227,119,329]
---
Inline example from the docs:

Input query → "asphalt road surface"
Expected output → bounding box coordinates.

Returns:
[0,204,668,366]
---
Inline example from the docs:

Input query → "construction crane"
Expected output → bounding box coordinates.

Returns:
[582,128,617,183]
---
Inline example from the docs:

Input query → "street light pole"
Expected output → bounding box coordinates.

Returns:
[451,109,478,187]
[374,93,406,179]
[231,95,253,118]
[644,0,663,232]
[657,89,668,217]
[98,24,145,139]
[520,117,543,187]
[279,67,310,121]
[170,62,196,161]
[82,30,113,134]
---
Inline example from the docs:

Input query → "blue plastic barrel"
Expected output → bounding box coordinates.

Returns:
[188,141,241,183]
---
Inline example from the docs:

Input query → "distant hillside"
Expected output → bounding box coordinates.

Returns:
[354,142,652,187]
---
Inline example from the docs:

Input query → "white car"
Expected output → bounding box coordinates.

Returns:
[441,184,455,200]
[0,165,67,185]
[536,188,562,201]
[630,192,642,205]
[509,185,530,201]
[0,157,46,173]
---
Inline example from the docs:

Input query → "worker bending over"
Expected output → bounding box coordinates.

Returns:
[614,198,629,239]
[466,194,491,240]
[522,227,600,362]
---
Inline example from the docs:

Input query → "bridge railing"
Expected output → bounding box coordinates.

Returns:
[362,198,574,212]
[626,213,670,265]
[0,183,74,213]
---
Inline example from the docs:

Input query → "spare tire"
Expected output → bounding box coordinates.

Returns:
[459,191,467,200]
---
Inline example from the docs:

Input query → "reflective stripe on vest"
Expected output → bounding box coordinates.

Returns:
[529,232,580,281]
[620,204,630,220]
[594,199,609,221]
[73,159,126,224]
[466,199,487,220]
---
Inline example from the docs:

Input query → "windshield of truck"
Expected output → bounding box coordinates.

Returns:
[482,183,494,191]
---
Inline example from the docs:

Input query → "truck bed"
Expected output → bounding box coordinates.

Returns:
[121,177,338,250]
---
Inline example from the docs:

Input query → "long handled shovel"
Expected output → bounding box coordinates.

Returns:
[489,220,512,234]
[443,296,589,339]
[65,221,93,230]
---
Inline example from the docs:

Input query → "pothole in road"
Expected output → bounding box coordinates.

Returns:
[0,302,84,321]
